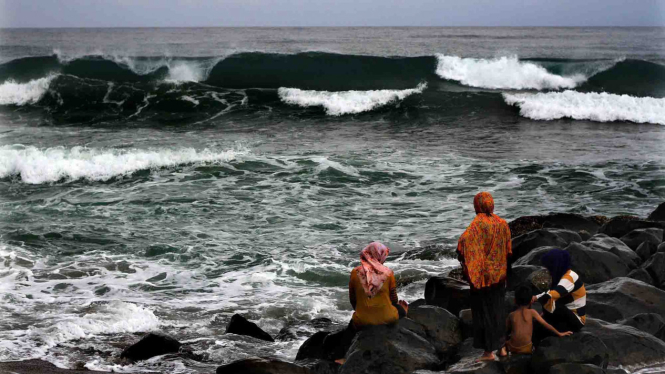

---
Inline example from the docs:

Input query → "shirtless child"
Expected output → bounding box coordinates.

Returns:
[499,286,573,356]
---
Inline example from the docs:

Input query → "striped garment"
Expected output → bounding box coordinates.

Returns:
[536,269,587,324]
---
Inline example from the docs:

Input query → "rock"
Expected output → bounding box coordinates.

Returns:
[441,338,504,374]
[0,360,111,374]
[297,359,339,374]
[458,309,473,339]
[424,276,470,316]
[578,230,592,241]
[511,230,567,261]
[618,313,665,341]
[548,363,613,374]
[586,277,665,322]
[509,265,542,291]
[599,216,664,238]
[408,305,462,354]
[531,332,609,372]
[340,324,440,374]
[561,242,629,284]
[544,213,604,234]
[636,242,658,262]
[627,268,655,285]
[644,252,665,285]
[648,202,665,221]
[582,234,641,268]
[620,229,662,250]
[585,319,665,367]
[513,246,559,267]
[410,298,427,309]
[120,332,181,361]
[216,358,312,374]
[276,318,336,341]
[659,242,665,253]
[296,331,330,361]
[544,228,583,244]
[225,314,274,342]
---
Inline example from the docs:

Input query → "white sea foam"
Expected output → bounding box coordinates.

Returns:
[181,95,200,105]
[503,90,665,125]
[278,83,427,116]
[164,61,206,83]
[0,145,246,184]
[0,76,55,106]
[435,55,585,90]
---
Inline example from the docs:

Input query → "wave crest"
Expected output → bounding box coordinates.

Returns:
[278,82,426,116]
[503,90,665,125]
[0,145,246,184]
[435,55,585,90]
[0,76,55,106]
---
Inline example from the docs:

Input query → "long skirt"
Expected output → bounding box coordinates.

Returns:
[470,282,506,352]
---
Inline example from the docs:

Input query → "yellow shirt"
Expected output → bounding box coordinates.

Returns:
[350,268,399,328]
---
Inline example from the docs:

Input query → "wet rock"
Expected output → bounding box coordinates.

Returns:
[644,252,665,286]
[424,276,470,316]
[582,234,641,268]
[444,338,504,374]
[544,228,583,245]
[296,331,330,361]
[120,332,182,361]
[508,265,542,291]
[216,358,312,374]
[410,298,427,309]
[648,202,665,221]
[620,229,662,250]
[618,313,665,341]
[562,242,629,284]
[513,246,558,267]
[340,324,440,374]
[585,319,665,367]
[225,314,275,342]
[276,318,335,341]
[408,305,462,354]
[458,309,473,339]
[511,230,567,261]
[531,332,609,372]
[585,277,665,322]
[599,216,664,238]
[627,268,655,285]
[578,230,592,241]
[0,359,110,374]
[297,359,339,374]
[636,242,658,262]
[658,242,665,253]
[548,363,605,374]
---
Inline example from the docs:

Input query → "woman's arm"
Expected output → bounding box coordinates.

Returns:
[531,310,572,337]
[536,273,576,313]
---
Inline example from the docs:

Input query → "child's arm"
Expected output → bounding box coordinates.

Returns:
[531,310,573,337]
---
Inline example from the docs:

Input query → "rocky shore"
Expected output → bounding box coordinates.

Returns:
[2,202,664,374]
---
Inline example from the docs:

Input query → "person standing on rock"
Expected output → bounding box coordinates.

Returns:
[457,192,512,361]
[532,249,586,334]
[324,241,409,364]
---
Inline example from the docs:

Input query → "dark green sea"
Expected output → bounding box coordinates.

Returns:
[0,27,664,372]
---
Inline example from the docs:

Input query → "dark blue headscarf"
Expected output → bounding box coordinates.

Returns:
[541,249,571,287]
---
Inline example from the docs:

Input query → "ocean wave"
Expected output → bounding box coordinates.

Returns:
[0,145,246,184]
[0,76,55,106]
[503,90,665,125]
[278,82,426,115]
[435,54,585,90]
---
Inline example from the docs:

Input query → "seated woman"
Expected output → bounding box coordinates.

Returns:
[533,249,586,335]
[325,242,408,363]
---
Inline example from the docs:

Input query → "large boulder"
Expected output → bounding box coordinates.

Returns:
[531,332,609,372]
[508,265,550,292]
[120,332,181,361]
[340,324,440,374]
[636,242,659,262]
[644,252,665,286]
[225,314,275,342]
[424,276,470,316]
[562,242,629,284]
[296,331,330,361]
[407,305,462,354]
[659,242,665,253]
[216,358,312,374]
[627,268,655,285]
[585,319,665,367]
[544,229,583,245]
[582,234,641,268]
[599,216,664,238]
[513,246,558,267]
[443,337,530,374]
[548,364,627,374]
[648,202,665,221]
[585,278,665,322]
[511,230,567,261]
[618,313,665,341]
[620,229,662,250]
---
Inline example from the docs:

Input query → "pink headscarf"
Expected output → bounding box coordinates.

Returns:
[356,241,392,298]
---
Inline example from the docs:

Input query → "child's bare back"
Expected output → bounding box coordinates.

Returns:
[506,308,536,353]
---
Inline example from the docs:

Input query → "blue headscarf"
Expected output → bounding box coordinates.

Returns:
[541,249,571,287]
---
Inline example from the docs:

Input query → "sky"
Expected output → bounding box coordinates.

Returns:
[0,0,664,28]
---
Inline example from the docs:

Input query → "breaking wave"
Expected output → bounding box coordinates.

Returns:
[0,76,55,106]
[435,54,586,90]
[503,90,665,125]
[0,145,247,184]
[278,83,427,115]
